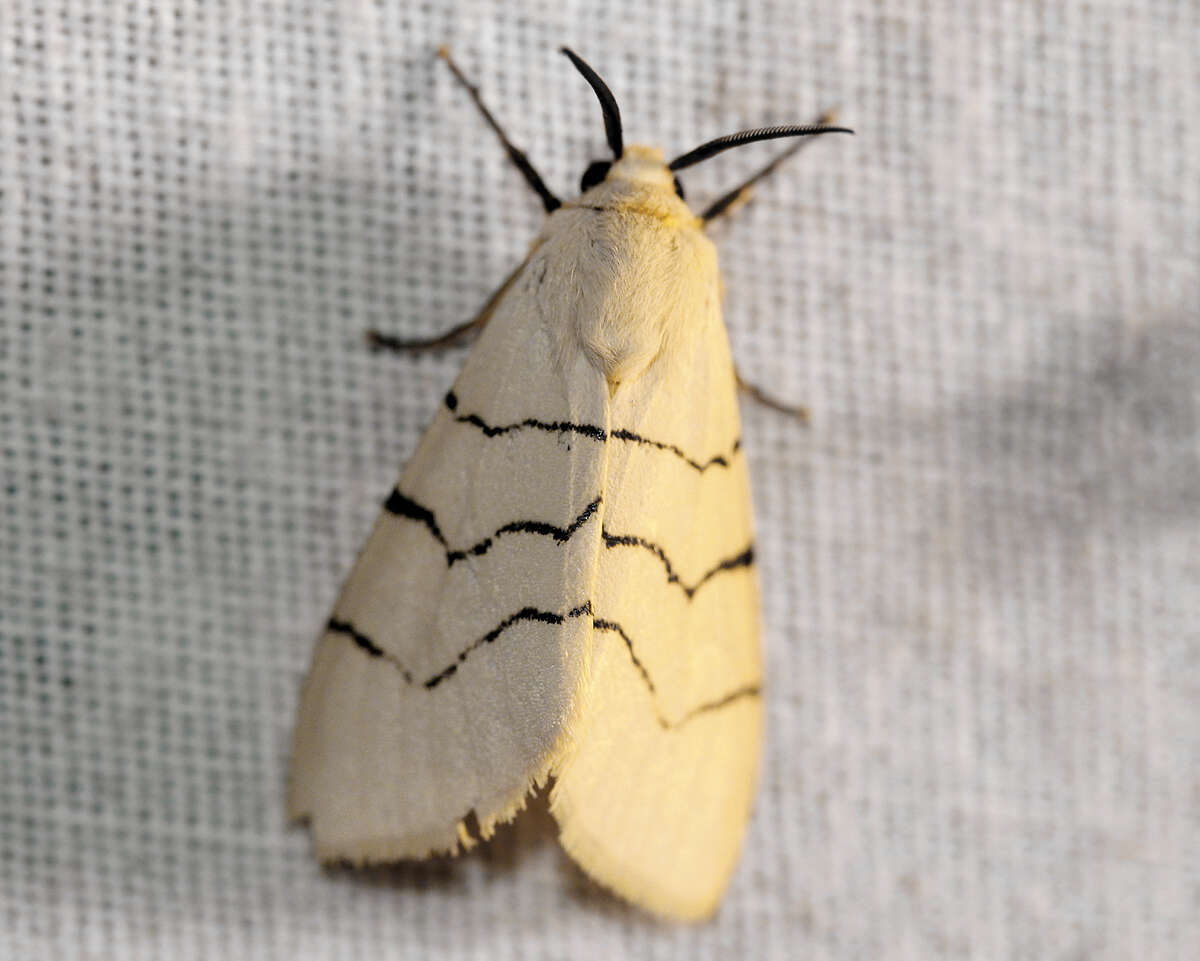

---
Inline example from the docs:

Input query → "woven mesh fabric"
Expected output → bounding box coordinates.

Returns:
[3,2,1198,958]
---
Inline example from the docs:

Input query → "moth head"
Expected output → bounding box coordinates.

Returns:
[579,156,686,199]
[593,146,686,196]
[562,47,853,206]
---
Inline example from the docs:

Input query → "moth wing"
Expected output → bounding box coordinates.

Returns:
[288,263,610,861]
[550,299,763,920]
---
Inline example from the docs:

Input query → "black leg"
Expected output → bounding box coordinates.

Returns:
[438,46,562,213]
[366,316,485,354]
[736,370,809,423]
[366,259,525,355]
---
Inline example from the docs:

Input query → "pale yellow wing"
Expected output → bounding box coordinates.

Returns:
[550,294,762,921]
[288,259,610,862]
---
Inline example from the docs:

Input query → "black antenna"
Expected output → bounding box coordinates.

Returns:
[561,48,624,159]
[669,123,853,171]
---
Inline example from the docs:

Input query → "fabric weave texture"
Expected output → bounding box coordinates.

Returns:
[2,1,1197,958]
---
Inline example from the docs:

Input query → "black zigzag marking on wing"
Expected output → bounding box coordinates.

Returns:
[423,601,594,689]
[443,392,740,473]
[384,489,602,565]
[610,427,742,472]
[326,603,593,692]
[667,683,761,729]
[444,391,607,442]
[592,618,656,694]
[383,487,744,593]
[601,531,754,598]
[382,490,445,545]
[328,606,757,728]
[327,618,413,684]
[592,617,759,729]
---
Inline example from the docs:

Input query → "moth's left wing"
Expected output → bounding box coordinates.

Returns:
[288,255,611,861]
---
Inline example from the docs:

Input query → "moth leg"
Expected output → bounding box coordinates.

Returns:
[366,316,484,354]
[702,109,839,225]
[438,46,562,213]
[366,259,525,354]
[735,370,810,423]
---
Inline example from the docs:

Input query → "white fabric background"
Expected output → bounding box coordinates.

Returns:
[2,1,1198,958]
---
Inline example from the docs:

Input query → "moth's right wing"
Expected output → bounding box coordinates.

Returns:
[288,259,610,861]
[551,283,763,920]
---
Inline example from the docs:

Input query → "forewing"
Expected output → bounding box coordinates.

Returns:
[288,267,610,862]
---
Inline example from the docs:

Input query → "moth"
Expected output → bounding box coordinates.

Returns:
[288,47,850,921]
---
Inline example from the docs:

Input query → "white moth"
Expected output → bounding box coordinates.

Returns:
[288,47,850,921]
